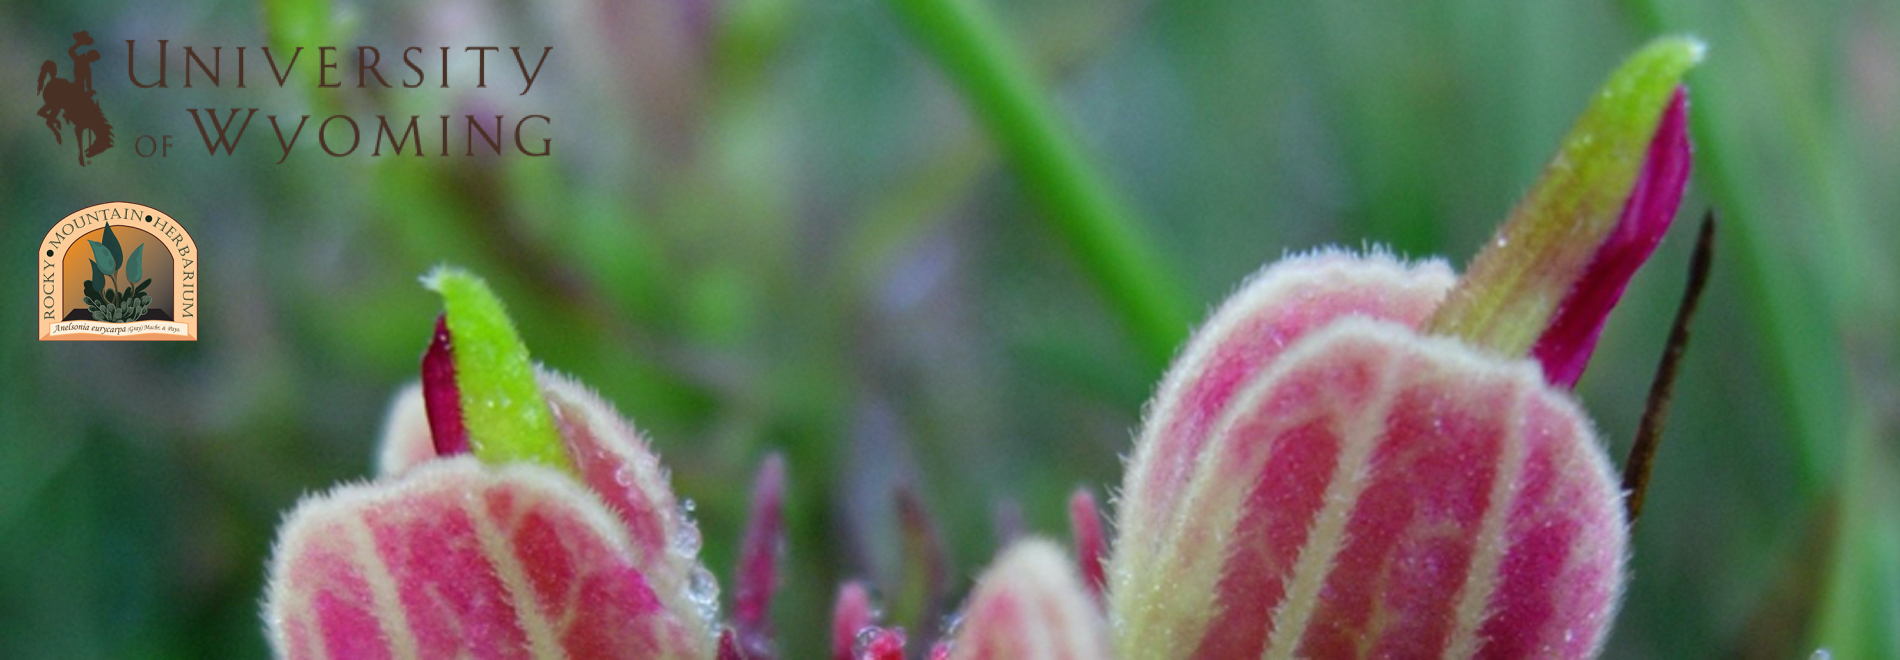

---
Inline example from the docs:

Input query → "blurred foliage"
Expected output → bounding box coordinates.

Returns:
[2,0,1897,657]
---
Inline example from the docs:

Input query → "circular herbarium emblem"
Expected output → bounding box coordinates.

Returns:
[38,202,198,341]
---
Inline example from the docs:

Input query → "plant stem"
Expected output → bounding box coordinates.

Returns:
[888,0,1193,371]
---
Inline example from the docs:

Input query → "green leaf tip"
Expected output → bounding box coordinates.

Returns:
[127,244,145,285]
[101,223,124,276]
[1426,35,1704,355]
[422,266,572,472]
[90,241,118,280]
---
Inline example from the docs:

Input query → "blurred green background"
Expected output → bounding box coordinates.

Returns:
[3,0,1896,657]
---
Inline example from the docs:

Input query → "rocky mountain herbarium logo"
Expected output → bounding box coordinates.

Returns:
[35,30,115,166]
[39,202,198,341]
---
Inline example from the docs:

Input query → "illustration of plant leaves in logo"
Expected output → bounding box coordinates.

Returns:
[89,239,115,280]
[81,223,152,323]
[85,257,104,304]
[102,222,123,269]
[126,244,143,285]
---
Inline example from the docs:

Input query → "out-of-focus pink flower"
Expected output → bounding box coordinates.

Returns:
[939,541,1111,660]
[830,582,875,660]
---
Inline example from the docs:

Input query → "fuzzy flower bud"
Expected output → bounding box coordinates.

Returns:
[264,270,720,660]
[1107,36,1703,659]
[1111,249,1627,658]
[942,540,1111,660]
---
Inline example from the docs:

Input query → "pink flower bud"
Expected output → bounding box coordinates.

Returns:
[1117,250,1455,552]
[269,368,720,659]
[1110,253,1626,659]
[264,457,714,660]
[942,540,1110,660]
[831,582,875,660]
[538,370,717,637]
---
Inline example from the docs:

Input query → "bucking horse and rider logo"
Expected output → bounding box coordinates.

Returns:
[36,30,115,166]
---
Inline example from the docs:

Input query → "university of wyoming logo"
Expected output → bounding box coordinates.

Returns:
[38,202,198,341]
[35,30,114,166]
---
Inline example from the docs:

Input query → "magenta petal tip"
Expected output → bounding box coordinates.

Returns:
[1068,488,1107,600]
[1532,86,1693,388]
[421,313,469,456]
[718,628,747,660]
[831,582,875,660]
[734,454,787,660]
